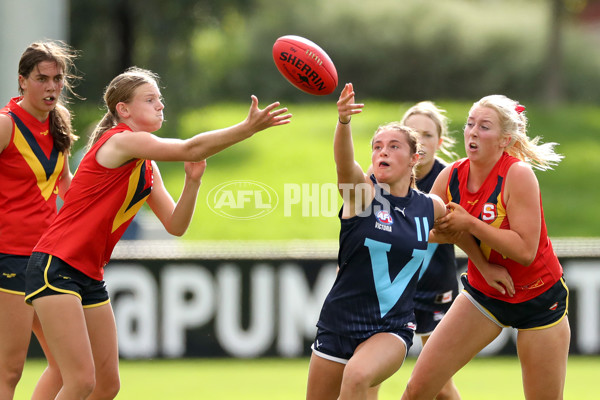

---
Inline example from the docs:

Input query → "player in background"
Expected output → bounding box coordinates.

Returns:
[25,67,291,399]
[402,95,569,400]
[0,40,81,400]
[400,102,461,399]
[306,82,448,400]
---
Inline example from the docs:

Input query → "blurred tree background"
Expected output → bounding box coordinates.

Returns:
[61,0,600,239]
[69,0,600,138]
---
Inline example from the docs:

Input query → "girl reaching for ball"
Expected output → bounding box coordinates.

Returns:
[25,67,291,399]
[305,83,449,400]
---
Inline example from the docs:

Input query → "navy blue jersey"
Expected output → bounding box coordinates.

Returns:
[317,176,435,339]
[414,159,458,312]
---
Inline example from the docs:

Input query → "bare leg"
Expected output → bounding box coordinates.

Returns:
[0,292,34,399]
[84,303,120,400]
[33,294,96,400]
[366,384,380,400]
[402,295,502,400]
[420,334,461,400]
[339,332,407,400]
[306,352,345,400]
[31,312,63,400]
[518,317,570,400]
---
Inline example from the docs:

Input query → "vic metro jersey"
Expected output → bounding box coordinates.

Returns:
[317,176,435,339]
[414,159,458,312]
[446,152,563,303]
[34,123,153,280]
[0,97,66,255]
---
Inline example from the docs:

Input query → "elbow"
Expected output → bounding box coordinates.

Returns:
[518,250,537,267]
[184,141,207,162]
[164,224,188,237]
[168,228,186,237]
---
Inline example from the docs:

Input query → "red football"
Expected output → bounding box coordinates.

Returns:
[272,35,338,96]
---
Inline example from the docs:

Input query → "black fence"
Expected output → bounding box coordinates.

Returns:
[28,239,600,358]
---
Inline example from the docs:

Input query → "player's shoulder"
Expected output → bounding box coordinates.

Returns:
[0,112,14,144]
[506,160,538,190]
[506,159,536,180]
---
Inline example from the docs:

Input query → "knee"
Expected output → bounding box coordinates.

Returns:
[341,365,372,393]
[74,376,97,399]
[62,369,96,398]
[0,364,24,390]
[94,374,121,399]
[435,386,459,400]
[403,379,423,400]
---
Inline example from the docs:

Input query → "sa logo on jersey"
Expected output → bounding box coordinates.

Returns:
[481,203,497,223]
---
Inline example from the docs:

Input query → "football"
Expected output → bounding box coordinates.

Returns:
[272,35,338,96]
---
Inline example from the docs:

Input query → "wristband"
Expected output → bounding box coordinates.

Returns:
[338,117,351,125]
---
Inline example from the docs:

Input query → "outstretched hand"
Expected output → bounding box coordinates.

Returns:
[245,95,292,134]
[337,83,364,124]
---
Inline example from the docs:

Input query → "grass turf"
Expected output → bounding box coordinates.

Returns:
[16,355,600,399]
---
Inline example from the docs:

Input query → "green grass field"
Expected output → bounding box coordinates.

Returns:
[15,356,600,399]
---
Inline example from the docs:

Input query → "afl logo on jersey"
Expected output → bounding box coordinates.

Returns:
[376,210,393,225]
[375,210,393,232]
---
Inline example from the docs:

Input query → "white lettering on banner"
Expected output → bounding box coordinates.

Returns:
[277,262,337,357]
[563,260,600,354]
[161,265,215,357]
[283,183,339,217]
[215,263,275,358]
[103,259,600,358]
[105,265,157,358]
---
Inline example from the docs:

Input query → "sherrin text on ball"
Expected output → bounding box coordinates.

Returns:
[272,35,338,96]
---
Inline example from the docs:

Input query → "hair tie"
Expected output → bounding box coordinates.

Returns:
[515,104,526,114]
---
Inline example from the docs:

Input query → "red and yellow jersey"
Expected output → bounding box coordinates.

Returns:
[446,152,562,303]
[34,123,153,280]
[0,97,65,255]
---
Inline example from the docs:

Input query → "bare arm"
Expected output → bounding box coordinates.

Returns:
[96,96,291,168]
[456,233,515,296]
[437,162,541,265]
[429,164,514,296]
[57,153,73,199]
[0,114,12,153]
[334,83,369,218]
[146,161,207,236]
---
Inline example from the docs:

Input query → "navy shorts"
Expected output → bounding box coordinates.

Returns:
[0,253,29,294]
[461,274,568,330]
[414,308,446,335]
[25,252,110,308]
[311,326,414,364]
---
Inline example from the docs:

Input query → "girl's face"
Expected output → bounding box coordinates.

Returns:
[403,113,441,170]
[18,60,64,120]
[464,105,507,162]
[371,128,418,184]
[119,82,165,133]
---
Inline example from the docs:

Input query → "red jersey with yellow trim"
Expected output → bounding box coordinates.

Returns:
[0,97,66,255]
[446,152,562,303]
[34,123,153,280]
